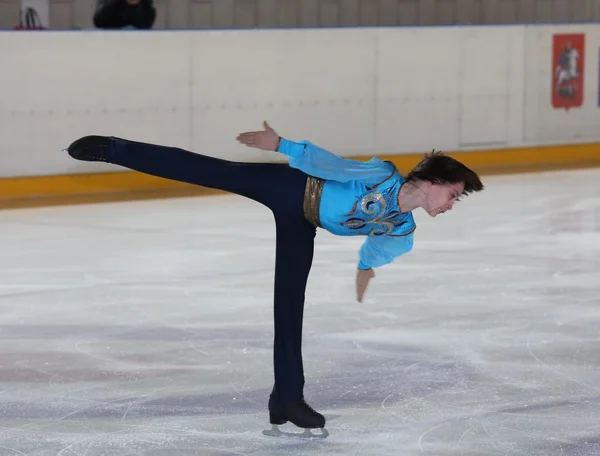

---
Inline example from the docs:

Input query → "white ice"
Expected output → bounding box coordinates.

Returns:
[0,167,600,456]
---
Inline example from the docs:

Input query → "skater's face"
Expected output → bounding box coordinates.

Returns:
[425,182,464,217]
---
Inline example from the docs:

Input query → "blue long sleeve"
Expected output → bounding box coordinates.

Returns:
[357,232,414,269]
[277,138,393,187]
[277,137,416,269]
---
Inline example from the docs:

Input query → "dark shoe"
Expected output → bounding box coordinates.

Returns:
[284,399,326,429]
[270,399,325,429]
[66,135,110,162]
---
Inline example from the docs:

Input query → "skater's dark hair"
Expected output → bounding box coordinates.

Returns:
[405,150,484,196]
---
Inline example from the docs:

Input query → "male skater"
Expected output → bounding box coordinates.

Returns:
[65,121,483,436]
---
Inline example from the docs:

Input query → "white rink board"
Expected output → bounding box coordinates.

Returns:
[1,24,599,178]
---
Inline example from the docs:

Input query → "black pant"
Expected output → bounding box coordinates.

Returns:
[107,137,316,407]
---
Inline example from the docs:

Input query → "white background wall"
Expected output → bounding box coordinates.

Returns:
[1,23,599,178]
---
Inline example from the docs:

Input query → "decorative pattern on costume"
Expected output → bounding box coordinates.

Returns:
[341,190,408,236]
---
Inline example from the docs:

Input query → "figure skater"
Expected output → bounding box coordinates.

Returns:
[65,121,483,436]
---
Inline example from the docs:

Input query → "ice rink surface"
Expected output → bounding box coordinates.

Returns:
[1,167,600,456]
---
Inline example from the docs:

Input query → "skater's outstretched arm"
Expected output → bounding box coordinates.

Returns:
[236,121,393,186]
[357,232,414,270]
[279,139,393,187]
[355,233,414,302]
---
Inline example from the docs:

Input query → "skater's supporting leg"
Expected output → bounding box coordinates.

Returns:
[67,136,307,212]
[272,214,316,403]
[268,213,326,429]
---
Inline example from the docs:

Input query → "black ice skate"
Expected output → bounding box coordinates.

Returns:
[263,399,328,439]
[65,135,111,162]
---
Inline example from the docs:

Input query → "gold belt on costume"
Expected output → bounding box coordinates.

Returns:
[303,176,324,228]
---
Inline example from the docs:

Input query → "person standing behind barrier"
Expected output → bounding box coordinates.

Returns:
[93,0,156,30]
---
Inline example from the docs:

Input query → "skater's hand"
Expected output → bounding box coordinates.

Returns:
[236,121,280,151]
[356,268,375,303]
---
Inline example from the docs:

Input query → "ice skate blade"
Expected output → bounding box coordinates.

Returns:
[262,424,329,439]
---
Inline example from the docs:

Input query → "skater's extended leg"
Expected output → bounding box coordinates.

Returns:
[66,135,306,210]
[268,214,325,430]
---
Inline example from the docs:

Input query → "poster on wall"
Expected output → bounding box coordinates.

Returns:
[552,33,585,110]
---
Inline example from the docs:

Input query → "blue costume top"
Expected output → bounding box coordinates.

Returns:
[277,138,416,270]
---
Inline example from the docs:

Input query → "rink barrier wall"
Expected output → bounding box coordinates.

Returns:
[2,24,600,207]
[1,142,598,209]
